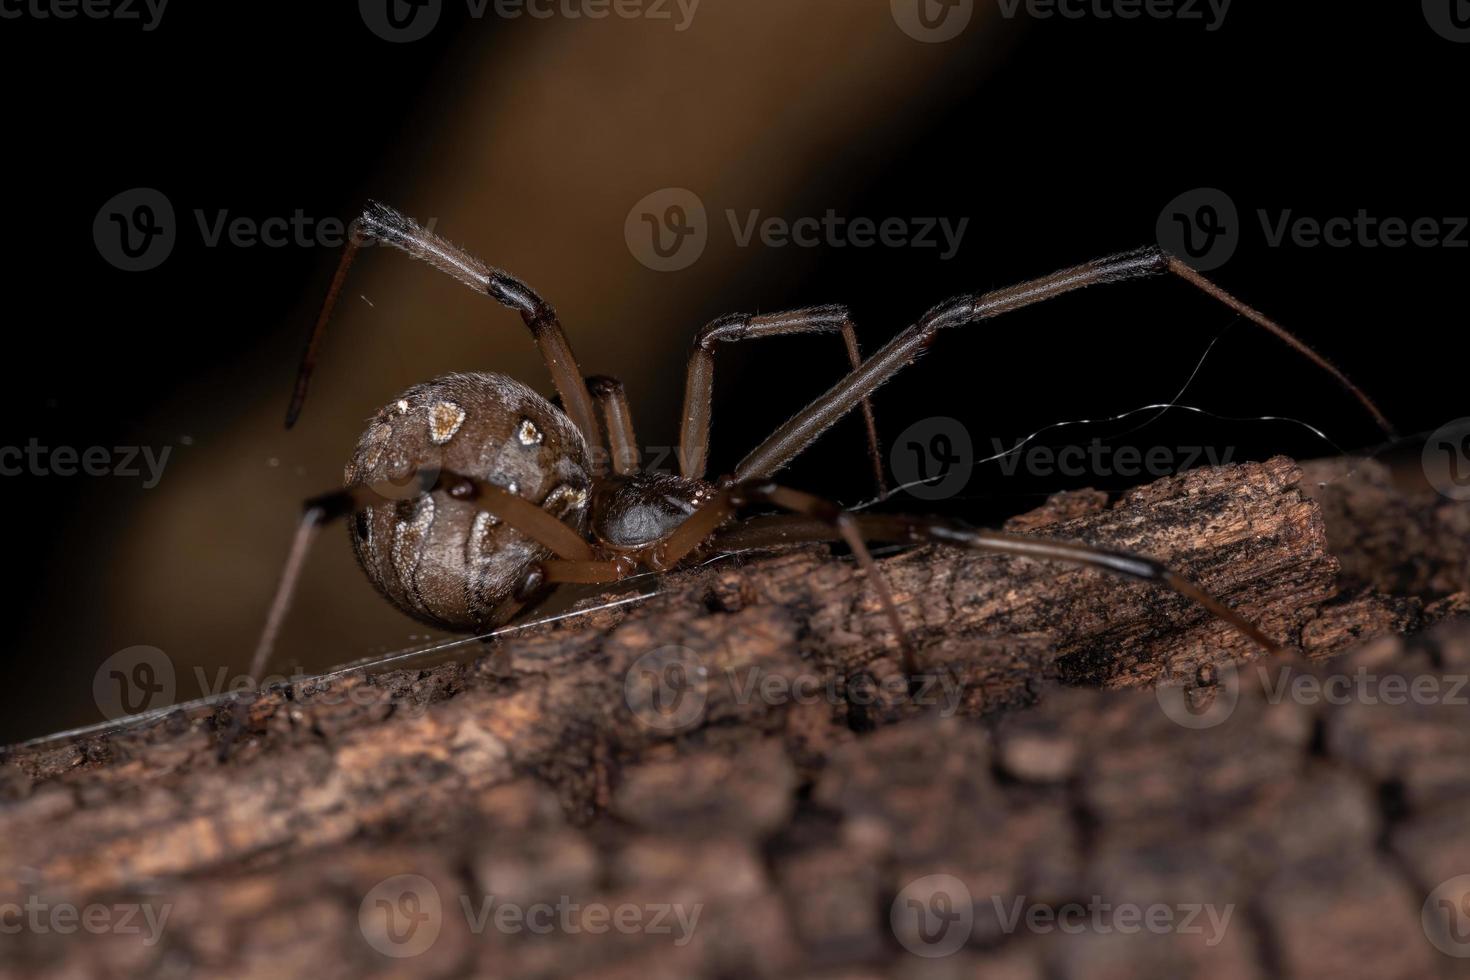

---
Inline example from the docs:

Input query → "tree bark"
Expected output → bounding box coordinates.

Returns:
[1,456,1467,978]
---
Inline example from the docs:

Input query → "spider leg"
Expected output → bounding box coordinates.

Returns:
[678,305,885,495]
[587,375,640,476]
[284,202,603,454]
[734,247,1394,481]
[651,481,918,675]
[709,504,1285,661]
[248,469,594,680]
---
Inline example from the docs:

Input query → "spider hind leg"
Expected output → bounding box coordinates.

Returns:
[693,485,1285,685]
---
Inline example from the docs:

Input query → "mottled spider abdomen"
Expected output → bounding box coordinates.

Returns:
[345,372,591,632]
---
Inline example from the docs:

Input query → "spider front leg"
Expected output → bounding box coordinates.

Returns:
[587,375,640,476]
[734,247,1395,481]
[654,479,1284,683]
[677,305,885,495]
[285,202,604,454]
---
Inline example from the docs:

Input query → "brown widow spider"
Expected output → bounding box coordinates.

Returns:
[250,202,1394,682]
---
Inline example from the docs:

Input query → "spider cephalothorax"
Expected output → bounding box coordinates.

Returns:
[250,201,1395,680]
[588,473,717,551]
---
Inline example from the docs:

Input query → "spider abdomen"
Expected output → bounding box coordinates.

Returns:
[345,372,591,631]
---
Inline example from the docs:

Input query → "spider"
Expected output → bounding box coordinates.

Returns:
[249,202,1394,682]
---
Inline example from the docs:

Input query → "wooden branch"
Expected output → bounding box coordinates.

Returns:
[1,456,1466,977]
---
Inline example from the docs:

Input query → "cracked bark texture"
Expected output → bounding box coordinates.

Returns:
[1,456,1468,978]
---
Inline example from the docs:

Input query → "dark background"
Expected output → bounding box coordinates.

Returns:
[0,1,1462,742]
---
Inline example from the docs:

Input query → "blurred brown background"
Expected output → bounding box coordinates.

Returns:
[2,0,1462,741]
